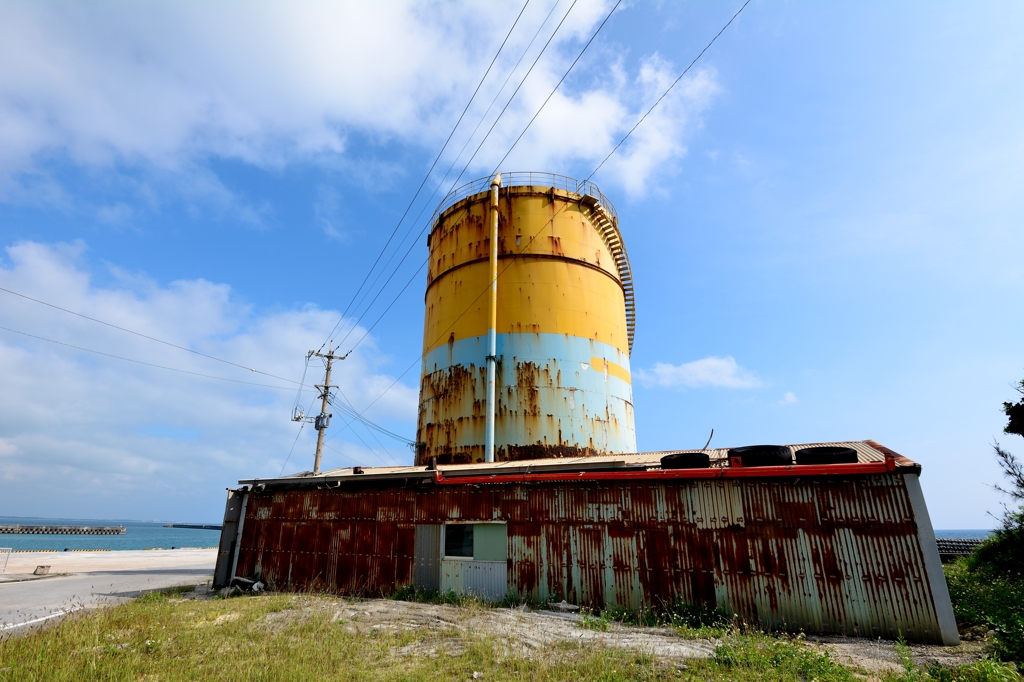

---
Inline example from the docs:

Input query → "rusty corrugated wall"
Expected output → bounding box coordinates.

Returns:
[232,469,956,643]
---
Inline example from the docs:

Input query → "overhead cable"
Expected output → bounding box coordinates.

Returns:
[0,285,300,385]
[328,391,414,445]
[334,0,586,354]
[587,0,751,181]
[330,390,405,464]
[442,0,563,193]
[327,395,395,466]
[280,422,307,476]
[491,0,623,172]
[334,0,563,342]
[330,0,753,448]
[0,325,304,392]
[348,0,749,365]
[280,390,321,475]
[317,0,532,352]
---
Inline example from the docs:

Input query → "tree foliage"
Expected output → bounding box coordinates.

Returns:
[1003,379,1024,439]
[954,377,1024,662]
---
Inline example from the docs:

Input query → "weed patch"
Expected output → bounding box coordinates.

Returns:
[713,634,857,682]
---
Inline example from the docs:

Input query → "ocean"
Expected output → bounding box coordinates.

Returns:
[933,529,994,539]
[0,517,221,551]
[0,516,994,551]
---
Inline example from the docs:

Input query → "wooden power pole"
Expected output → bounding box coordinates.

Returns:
[309,345,342,475]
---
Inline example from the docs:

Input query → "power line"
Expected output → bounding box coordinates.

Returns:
[443,0,564,195]
[340,0,619,360]
[0,285,300,386]
[0,290,409,468]
[0,283,418,451]
[317,0,532,352]
[0,324,306,392]
[321,441,369,470]
[280,390,321,475]
[330,389,404,464]
[334,0,564,344]
[324,199,573,447]
[329,391,414,446]
[343,0,749,370]
[321,3,638,437]
[491,0,622,172]
[280,422,307,476]
[332,0,584,355]
[327,397,393,467]
[587,0,751,181]
[437,0,579,197]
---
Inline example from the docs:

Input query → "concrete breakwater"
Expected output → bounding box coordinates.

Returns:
[0,525,126,535]
[163,524,222,531]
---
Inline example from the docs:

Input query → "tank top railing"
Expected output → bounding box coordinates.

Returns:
[429,172,617,228]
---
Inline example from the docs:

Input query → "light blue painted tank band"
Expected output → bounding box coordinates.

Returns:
[423,333,632,400]
[420,333,636,454]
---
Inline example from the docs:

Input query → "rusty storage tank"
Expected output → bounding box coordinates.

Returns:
[416,172,636,465]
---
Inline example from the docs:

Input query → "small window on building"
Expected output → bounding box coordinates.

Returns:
[444,524,473,558]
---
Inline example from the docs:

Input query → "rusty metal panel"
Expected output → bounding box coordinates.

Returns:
[214,489,244,588]
[441,559,508,601]
[232,467,954,643]
[413,524,441,592]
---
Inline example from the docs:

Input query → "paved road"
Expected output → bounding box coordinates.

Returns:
[0,549,216,632]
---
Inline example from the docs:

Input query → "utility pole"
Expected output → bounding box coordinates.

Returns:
[305,344,345,475]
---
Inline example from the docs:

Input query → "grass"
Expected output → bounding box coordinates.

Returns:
[0,589,668,682]
[603,600,734,638]
[1,588,1020,681]
[713,633,856,682]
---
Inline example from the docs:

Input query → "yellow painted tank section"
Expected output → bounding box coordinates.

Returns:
[423,186,628,356]
[423,257,629,356]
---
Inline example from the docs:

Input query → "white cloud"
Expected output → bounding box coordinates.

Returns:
[96,203,134,225]
[314,185,345,240]
[0,1,717,201]
[0,241,417,519]
[637,356,762,389]
[0,438,18,458]
[779,391,798,405]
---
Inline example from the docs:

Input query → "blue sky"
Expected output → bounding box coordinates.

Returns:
[0,1,1021,525]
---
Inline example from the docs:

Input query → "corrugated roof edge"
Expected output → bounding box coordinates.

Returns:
[236,441,921,488]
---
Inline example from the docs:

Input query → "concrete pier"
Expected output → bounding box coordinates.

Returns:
[0,525,126,535]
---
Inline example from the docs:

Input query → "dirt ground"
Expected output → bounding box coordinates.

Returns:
[810,635,992,674]
[178,585,992,672]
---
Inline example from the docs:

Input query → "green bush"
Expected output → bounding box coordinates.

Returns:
[948,425,1024,664]
[946,551,1024,662]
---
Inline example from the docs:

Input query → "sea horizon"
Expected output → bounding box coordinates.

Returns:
[0,515,996,551]
[0,516,221,552]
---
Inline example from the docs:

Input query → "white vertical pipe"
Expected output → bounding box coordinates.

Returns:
[484,173,502,463]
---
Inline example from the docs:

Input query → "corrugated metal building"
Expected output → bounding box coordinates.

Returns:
[214,440,959,645]
[216,175,958,645]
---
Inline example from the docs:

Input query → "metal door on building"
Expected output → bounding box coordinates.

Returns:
[413,522,508,602]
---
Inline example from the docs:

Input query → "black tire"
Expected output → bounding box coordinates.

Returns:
[661,452,711,469]
[728,445,792,467]
[795,446,858,465]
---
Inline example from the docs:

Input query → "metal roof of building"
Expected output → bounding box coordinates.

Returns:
[239,440,918,487]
